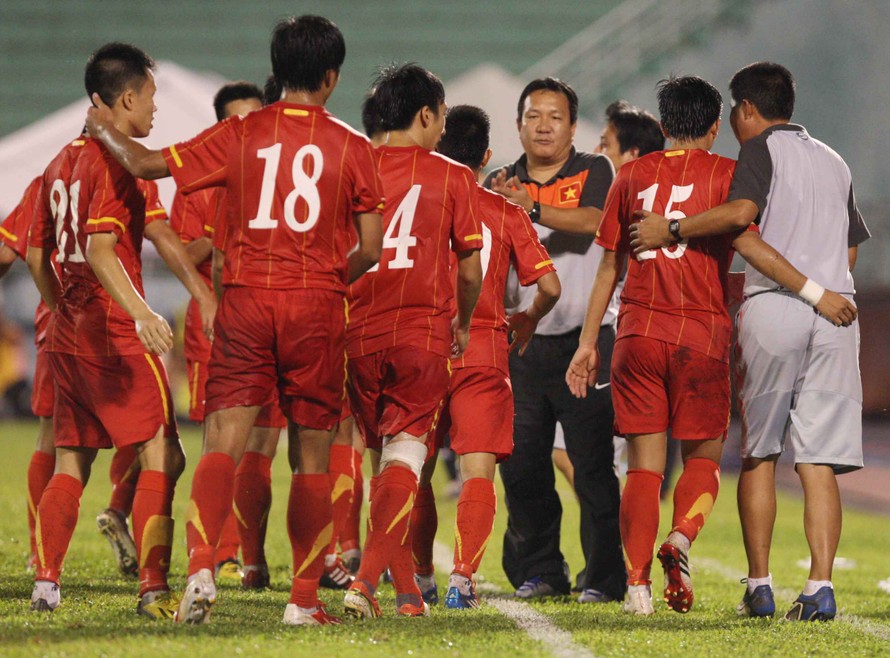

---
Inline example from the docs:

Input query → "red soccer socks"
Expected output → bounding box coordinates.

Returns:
[453,477,496,578]
[233,451,273,567]
[671,457,720,543]
[411,483,437,576]
[34,474,83,584]
[327,445,356,556]
[26,450,55,565]
[620,469,664,586]
[132,470,175,596]
[108,445,139,516]
[340,448,364,554]
[186,452,236,576]
[287,473,333,608]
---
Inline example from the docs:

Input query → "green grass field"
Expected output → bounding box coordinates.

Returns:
[1,419,888,657]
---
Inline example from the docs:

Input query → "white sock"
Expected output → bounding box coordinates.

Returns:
[803,579,832,596]
[628,583,651,596]
[667,531,691,554]
[746,574,772,594]
[324,552,337,568]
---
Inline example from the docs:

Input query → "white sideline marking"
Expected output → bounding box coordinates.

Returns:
[697,557,890,641]
[433,540,596,658]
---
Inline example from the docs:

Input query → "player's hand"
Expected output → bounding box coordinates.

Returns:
[85,93,114,138]
[814,290,857,327]
[491,170,533,211]
[198,294,218,342]
[451,321,470,358]
[629,210,672,254]
[507,311,538,356]
[135,311,174,355]
[565,344,600,399]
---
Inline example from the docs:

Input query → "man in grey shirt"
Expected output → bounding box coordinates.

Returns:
[630,62,865,622]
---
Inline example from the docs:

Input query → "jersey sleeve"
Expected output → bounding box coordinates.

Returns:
[727,134,772,222]
[1,176,43,258]
[170,188,208,244]
[450,165,483,252]
[595,167,629,252]
[349,139,385,215]
[847,182,870,247]
[162,115,240,194]
[508,202,555,285]
[579,155,614,209]
[84,155,132,238]
[138,179,168,226]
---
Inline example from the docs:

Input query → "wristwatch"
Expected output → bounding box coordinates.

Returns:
[528,202,541,223]
[668,219,682,242]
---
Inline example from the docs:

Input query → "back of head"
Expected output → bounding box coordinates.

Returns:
[360,91,383,139]
[605,100,664,156]
[84,42,155,107]
[729,62,795,120]
[372,63,445,132]
[437,105,490,170]
[517,77,578,124]
[656,75,723,141]
[263,74,282,106]
[271,15,345,93]
[213,81,263,121]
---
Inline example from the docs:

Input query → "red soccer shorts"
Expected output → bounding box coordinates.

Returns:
[611,335,730,440]
[31,347,54,418]
[347,345,450,452]
[50,352,178,449]
[433,366,514,462]
[205,287,346,430]
[187,356,285,428]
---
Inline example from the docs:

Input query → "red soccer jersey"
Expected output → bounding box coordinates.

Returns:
[596,148,740,362]
[29,137,168,356]
[346,146,483,359]
[453,187,555,374]
[162,102,384,293]
[170,187,223,285]
[0,176,55,346]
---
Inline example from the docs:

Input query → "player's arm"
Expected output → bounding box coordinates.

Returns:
[508,271,561,356]
[25,246,62,310]
[629,200,758,254]
[732,230,856,326]
[86,96,169,179]
[452,249,483,357]
[0,243,17,279]
[211,247,225,300]
[849,246,858,272]
[145,220,217,340]
[566,248,625,398]
[85,232,173,354]
[348,212,383,283]
[185,237,213,267]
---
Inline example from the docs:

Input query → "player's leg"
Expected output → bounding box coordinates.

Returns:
[320,413,357,591]
[26,417,54,571]
[412,439,440,605]
[96,445,140,577]
[31,446,98,611]
[340,420,365,574]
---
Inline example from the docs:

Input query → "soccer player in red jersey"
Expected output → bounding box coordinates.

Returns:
[421,105,560,609]
[86,16,384,626]
[342,65,483,620]
[26,43,216,618]
[565,76,853,616]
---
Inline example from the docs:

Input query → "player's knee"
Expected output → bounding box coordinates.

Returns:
[379,440,427,479]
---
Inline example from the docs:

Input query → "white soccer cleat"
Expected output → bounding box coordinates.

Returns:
[176,568,216,624]
[96,508,138,577]
[624,584,655,616]
[282,601,343,625]
[30,580,60,612]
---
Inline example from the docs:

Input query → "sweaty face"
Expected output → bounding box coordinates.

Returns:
[595,122,632,172]
[223,97,262,119]
[130,72,157,138]
[518,90,575,164]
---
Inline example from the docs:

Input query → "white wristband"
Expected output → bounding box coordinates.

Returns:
[799,278,825,306]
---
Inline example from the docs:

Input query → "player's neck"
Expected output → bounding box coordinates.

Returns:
[525,149,571,182]
[111,115,137,138]
[668,137,713,152]
[385,129,428,149]
[281,89,328,107]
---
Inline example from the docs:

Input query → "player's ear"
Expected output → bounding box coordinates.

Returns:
[323,69,339,92]
[119,87,135,111]
[481,148,492,169]
[711,118,721,139]
[660,121,669,139]
[628,146,639,160]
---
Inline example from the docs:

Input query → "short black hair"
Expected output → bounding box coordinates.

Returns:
[213,81,263,121]
[656,76,723,141]
[271,15,345,93]
[517,77,578,124]
[360,91,383,138]
[437,105,490,170]
[372,63,445,132]
[604,100,664,156]
[84,42,155,107]
[729,61,795,120]
[262,74,281,106]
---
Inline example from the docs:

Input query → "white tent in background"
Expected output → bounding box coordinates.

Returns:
[0,61,225,217]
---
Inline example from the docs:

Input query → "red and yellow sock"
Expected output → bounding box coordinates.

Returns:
[327,444,355,557]
[411,483,437,576]
[108,445,140,517]
[186,452,235,576]
[34,474,83,584]
[214,510,241,565]
[26,450,55,563]
[132,470,175,596]
[233,451,272,567]
[671,457,720,543]
[620,469,663,586]
[339,448,364,553]
[287,473,333,608]
[453,477,496,578]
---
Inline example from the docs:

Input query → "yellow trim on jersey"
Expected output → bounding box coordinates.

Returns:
[534,259,554,270]
[144,353,170,422]
[464,233,483,241]
[71,139,86,146]
[0,226,18,242]
[145,209,166,217]
[87,217,126,233]
[665,149,686,157]
[284,108,310,117]
[190,363,200,412]
[203,224,215,234]
[168,144,183,168]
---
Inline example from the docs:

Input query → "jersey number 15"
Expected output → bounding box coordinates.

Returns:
[636,183,692,262]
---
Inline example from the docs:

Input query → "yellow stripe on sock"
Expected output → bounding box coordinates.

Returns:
[140,515,174,569]
[294,521,334,578]
[331,474,354,504]
[186,499,209,545]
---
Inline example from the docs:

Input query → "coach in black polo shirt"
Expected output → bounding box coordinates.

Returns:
[485,77,625,602]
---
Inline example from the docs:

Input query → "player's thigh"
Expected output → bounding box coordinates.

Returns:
[347,352,383,452]
[378,345,450,439]
[610,335,669,437]
[667,345,730,440]
[448,367,514,462]
[31,347,54,418]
